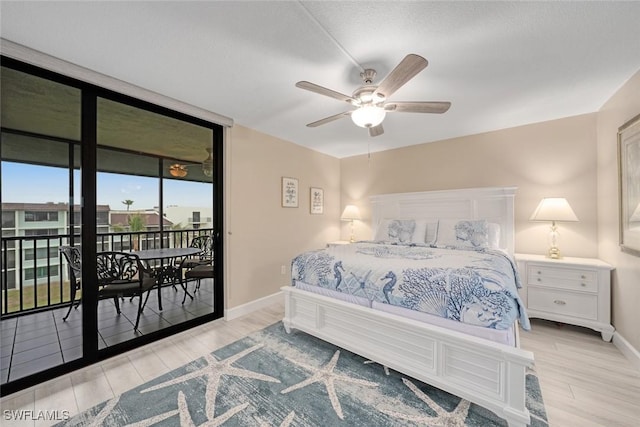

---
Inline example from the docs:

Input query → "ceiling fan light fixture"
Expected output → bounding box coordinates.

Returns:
[351,105,386,128]
[169,163,188,178]
[202,147,213,177]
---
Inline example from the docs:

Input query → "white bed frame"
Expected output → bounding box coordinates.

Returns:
[282,187,534,426]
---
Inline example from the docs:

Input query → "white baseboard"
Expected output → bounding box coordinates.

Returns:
[224,291,283,321]
[613,331,640,372]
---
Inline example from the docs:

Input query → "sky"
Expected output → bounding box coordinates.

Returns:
[2,162,213,210]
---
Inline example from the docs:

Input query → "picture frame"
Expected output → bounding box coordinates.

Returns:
[281,177,298,208]
[310,187,324,214]
[618,113,640,256]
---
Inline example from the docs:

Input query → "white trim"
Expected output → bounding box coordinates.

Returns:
[225,291,283,321]
[0,38,233,127]
[613,331,640,372]
[223,127,233,310]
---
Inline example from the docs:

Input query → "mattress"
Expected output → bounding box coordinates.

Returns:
[291,241,530,331]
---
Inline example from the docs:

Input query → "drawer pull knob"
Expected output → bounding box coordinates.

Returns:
[581,283,586,287]
[581,275,586,279]
[537,278,542,282]
[554,300,566,305]
[537,271,541,274]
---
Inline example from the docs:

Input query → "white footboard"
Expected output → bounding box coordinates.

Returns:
[282,286,534,427]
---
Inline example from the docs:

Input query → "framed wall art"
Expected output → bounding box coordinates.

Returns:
[618,113,640,256]
[310,187,324,214]
[281,177,298,208]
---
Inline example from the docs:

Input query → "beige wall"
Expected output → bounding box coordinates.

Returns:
[225,125,340,308]
[341,114,599,258]
[596,70,640,351]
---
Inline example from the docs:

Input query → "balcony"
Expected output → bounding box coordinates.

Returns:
[1,229,215,384]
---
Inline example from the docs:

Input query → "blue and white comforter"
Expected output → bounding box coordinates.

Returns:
[291,242,530,330]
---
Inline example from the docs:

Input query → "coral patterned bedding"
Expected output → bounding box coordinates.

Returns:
[291,242,530,330]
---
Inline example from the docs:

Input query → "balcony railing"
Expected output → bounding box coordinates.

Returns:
[0,228,213,318]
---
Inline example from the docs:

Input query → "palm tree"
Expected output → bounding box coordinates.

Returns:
[122,199,134,211]
[128,213,146,250]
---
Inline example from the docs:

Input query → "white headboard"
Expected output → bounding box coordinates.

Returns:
[369,186,517,255]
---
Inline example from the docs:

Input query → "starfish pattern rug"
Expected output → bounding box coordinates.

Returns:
[57,322,548,426]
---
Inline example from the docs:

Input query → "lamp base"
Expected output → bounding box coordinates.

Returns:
[547,246,561,259]
[547,222,561,259]
[349,221,356,243]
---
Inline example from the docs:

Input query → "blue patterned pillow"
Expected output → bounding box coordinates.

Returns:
[435,219,489,249]
[374,219,416,244]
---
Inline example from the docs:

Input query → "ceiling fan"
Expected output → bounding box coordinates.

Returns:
[167,148,214,178]
[296,54,451,137]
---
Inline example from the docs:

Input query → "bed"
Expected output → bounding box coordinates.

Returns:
[281,186,534,427]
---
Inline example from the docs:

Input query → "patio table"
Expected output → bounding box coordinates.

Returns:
[132,247,202,309]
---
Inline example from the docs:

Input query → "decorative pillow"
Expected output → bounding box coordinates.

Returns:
[435,219,489,249]
[374,219,417,244]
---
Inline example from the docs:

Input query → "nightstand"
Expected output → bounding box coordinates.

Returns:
[515,253,614,341]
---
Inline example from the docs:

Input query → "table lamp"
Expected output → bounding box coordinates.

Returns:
[530,197,578,259]
[341,205,361,243]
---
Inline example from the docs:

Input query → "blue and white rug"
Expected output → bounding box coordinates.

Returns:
[58,322,548,426]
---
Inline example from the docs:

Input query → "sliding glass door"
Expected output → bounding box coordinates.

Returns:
[0,58,224,394]
[95,96,217,348]
[1,65,84,385]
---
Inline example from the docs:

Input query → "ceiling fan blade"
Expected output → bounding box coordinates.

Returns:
[373,54,428,99]
[368,124,384,137]
[296,81,355,103]
[385,101,451,114]
[306,111,352,127]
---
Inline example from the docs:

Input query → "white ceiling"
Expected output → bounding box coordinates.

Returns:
[2,1,640,159]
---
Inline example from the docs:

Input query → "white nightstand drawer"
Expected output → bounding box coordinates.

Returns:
[527,264,597,293]
[528,287,598,320]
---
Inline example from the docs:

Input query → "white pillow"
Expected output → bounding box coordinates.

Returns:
[423,220,439,245]
[487,222,501,249]
[435,219,489,249]
[374,219,416,244]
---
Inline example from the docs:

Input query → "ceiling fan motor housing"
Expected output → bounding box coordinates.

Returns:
[360,68,377,84]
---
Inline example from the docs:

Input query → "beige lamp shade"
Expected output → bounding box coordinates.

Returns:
[340,205,361,221]
[529,198,579,222]
[530,197,578,259]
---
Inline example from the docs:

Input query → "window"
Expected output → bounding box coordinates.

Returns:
[24,247,59,261]
[97,211,109,225]
[2,250,16,269]
[24,265,59,280]
[24,228,60,236]
[192,211,200,223]
[2,211,15,228]
[24,211,59,222]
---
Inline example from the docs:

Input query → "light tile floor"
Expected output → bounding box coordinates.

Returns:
[1,302,639,427]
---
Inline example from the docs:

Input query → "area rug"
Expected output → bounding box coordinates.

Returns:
[58,322,548,426]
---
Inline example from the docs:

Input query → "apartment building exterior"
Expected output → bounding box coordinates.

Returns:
[1,203,177,291]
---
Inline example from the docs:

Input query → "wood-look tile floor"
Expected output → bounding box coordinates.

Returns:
[1,303,639,426]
